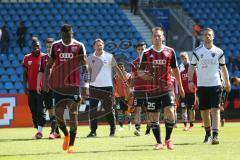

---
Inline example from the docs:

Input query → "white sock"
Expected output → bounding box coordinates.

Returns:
[38,126,43,133]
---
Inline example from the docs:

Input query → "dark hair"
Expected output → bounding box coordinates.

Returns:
[136,42,146,48]
[61,24,72,33]
[152,26,164,33]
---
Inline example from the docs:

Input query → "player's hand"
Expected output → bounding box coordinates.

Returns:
[188,82,195,93]
[43,82,49,92]
[179,86,185,98]
[225,82,231,93]
[81,87,89,99]
[36,85,41,94]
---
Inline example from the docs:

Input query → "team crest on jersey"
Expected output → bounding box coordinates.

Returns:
[71,46,77,53]
[211,52,216,57]
[28,61,32,65]
[92,60,95,64]
[163,50,169,57]
[200,54,204,58]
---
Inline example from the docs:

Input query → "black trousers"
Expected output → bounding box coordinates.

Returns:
[89,86,116,133]
[130,0,139,14]
[28,91,46,128]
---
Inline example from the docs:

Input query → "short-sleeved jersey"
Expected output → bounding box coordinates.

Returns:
[191,44,225,87]
[114,72,131,97]
[139,45,178,94]
[23,52,46,90]
[49,39,86,94]
[179,63,197,93]
[87,51,117,87]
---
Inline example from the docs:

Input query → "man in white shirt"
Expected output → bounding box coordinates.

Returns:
[86,39,129,137]
[188,28,231,145]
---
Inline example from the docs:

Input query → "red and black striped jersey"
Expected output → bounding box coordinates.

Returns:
[179,63,197,93]
[139,45,178,95]
[48,39,86,95]
[39,54,49,73]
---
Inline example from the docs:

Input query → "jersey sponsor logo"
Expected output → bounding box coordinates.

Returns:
[71,46,77,53]
[201,59,217,65]
[0,97,16,126]
[181,73,188,79]
[153,59,166,65]
[59,53,74,61]
[28,61,32,65]
[163,50,170,57]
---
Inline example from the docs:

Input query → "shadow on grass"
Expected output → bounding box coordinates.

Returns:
[0,148,153,157]
[80,135,136,139]
[127,142,197,148]
[0,137,51,142]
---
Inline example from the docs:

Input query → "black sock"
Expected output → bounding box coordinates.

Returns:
[151,122,161,144]
[190,122,194,127]
[55,126,60,134]
[146,124,151,134]
[69,128,77,146]
[165,121,174,140]
[50,116,57,134]
[135,124,141,131]
[59,125,69,136]
[212,129,218,138]
[183,122,187,126]
[118,114,124,127]
[205,127,211,137]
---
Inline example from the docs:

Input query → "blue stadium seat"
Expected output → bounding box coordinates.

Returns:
[9,89,18,94]
[0,90,8,94]
[16,67,23,74]
[2,61,11,68]
[10,75,19,82]
[6,68,15,75]
[0,68,5,75]
[4,82,14,90]
[1,75,10,82]
[14,82,23,90]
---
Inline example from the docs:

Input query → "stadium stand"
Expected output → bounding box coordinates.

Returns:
[0,1,144,93]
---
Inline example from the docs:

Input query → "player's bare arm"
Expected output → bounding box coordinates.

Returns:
[36,72,43,94]
[172,67,185,98]
[220,65,231,93]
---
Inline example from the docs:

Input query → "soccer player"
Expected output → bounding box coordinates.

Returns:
[44,24,89,153]
[86,38,129,137]
[138,27,185,150]
[130,42,150,136]
[23,37,46,139]
[36,38,60,139]
[179,52,197,131]
[188,28,231,144]
[114,63,132,131]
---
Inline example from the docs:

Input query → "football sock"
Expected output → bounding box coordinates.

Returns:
[165,121,174,140]
[151,122,161,144]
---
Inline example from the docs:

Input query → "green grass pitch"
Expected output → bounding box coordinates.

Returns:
[0,123,239,160]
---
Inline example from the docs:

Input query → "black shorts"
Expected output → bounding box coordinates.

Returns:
[115,97,128,111]
[146,92,176,112]
[53,92,81,107]
[197,86,222,110]
[133,97,147,107]
[180,93,195,110]
[42,90,53,109]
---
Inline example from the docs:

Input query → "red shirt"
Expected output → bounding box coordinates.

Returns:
[179,63,197,93]
[48,39,86,95]
[23,52,45,90]
[140,45,178,95]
